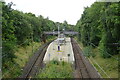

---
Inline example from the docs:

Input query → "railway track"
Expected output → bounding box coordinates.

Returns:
[19,38,100,79]
[71,38,100,78]
[20,40,53,79]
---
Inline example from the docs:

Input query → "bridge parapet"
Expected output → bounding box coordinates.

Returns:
[44,31,78,35]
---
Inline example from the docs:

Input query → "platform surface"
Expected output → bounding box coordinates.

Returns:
[43,37,74,63]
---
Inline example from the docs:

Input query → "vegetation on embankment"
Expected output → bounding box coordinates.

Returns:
[89,51,118,78]
[74,2,120,78]
[76,37,118,78]
[2,37,55,78]
[75,2,120,58]
[2,42,41,78]
[2,1,74,78]
[2,1,74,71]
[1,1,57,78]
[36,60,73,78]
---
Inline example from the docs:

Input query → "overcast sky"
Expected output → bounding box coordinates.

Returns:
[5,0,96,25]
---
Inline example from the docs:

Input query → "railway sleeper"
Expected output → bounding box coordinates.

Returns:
[80,68,90,78]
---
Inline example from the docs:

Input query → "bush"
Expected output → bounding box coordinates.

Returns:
[37,60,73,78]
[83,46,96,58]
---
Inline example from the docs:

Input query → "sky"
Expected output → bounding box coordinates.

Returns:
[4,0,96,25]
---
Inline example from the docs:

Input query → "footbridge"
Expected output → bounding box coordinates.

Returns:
[44,31,78,35]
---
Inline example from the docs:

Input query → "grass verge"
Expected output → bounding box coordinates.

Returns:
[3,42,42,78]
[75,37,118,78]
[3,37,56,78]
[36,60,73,78]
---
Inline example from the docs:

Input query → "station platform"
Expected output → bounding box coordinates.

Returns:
[43,37,74,64]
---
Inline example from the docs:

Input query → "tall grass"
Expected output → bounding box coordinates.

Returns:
[75,37,118,78]
[3,37,56,78]
[2,42,42,78]
[36,60,73,78]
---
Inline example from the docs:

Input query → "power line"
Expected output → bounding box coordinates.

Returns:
[89,57,111,78]
[79,38,120,61]
[17,39,30,47]
[2,38,34,77]
[76,39,110,78]
[88,57,102,77]
[2,39,30,58]
[89,42,120,61]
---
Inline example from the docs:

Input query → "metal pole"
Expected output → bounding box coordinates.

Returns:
[49,53,50,62]
[32,31,34,54]
[58,25,60,39]
[58,24,59,45]
[53,30,54,50]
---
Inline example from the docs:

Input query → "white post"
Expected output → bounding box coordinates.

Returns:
[58,25,60,45]
[49,53,50,62]
[57,25,60,51]
[58,25,59,38]
[53,30,54,50]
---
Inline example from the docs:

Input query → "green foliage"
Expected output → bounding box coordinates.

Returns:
[83,46,96,58]
[2,2,17,62]
[55,21,75,32]
[37,60,73,78]
[2,1,58,78]
[99,33,110,58]
[75,2,120,58]
[2,42,42,78]
[90,50,119,78]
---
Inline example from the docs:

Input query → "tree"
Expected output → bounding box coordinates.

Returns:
[75,2,120,58]
[2,2,16,62]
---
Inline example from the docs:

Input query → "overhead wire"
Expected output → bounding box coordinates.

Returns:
[76,36,118,78]
[3,34,34,77]
[89,57,111,78]
[2,39,30,58]
[89,42,120,61]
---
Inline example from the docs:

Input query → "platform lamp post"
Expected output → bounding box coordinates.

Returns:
[53,29,55,50]
[31,30,34,54]
[63,28,65,44]
[57,24,60,51]
[58,24,60,40]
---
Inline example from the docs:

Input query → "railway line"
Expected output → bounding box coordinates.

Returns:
[20,38,100,79]
[20,41,53,79]
[71,38,100,78]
